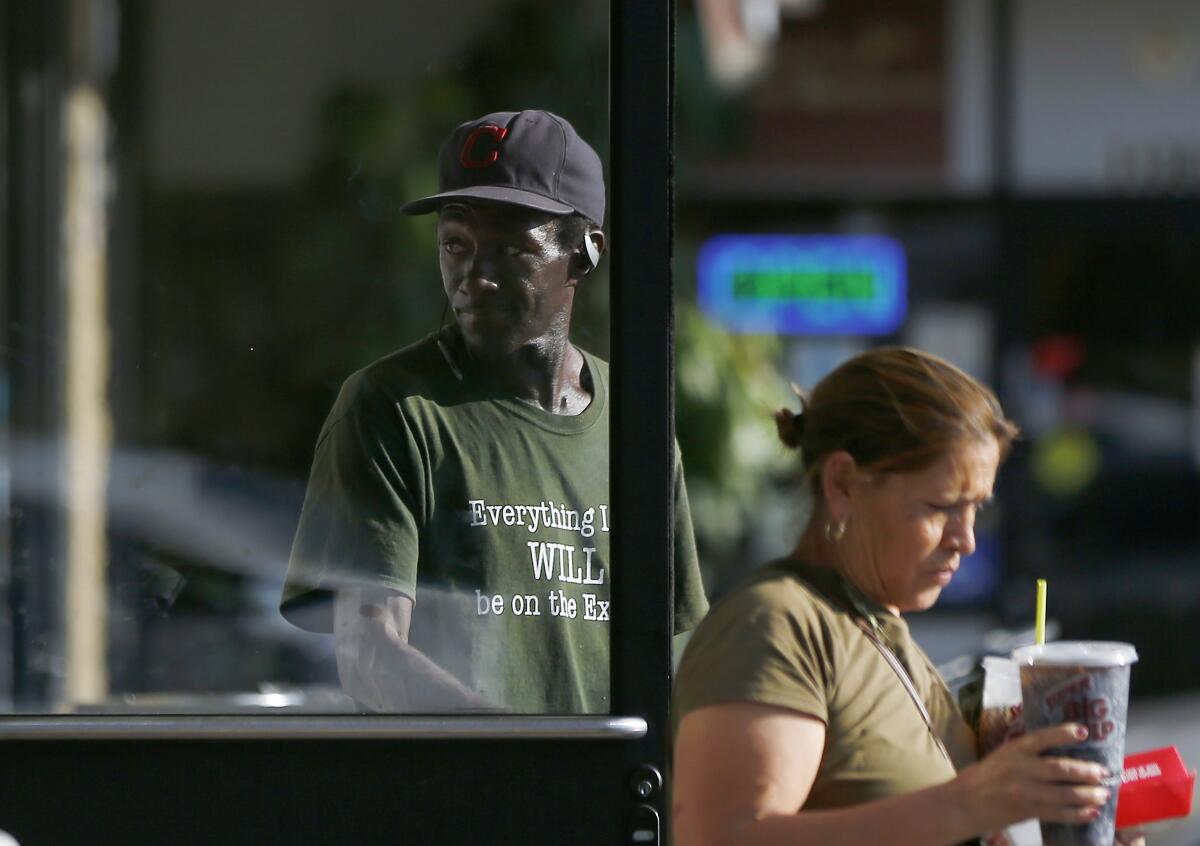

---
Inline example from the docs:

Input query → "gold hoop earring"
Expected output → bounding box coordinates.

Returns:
[824,520,847,542]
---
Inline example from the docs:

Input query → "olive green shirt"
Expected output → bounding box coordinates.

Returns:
[673,558,976,808]
[281,329,709,714]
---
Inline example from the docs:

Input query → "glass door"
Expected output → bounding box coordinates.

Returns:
[0,0,690,842]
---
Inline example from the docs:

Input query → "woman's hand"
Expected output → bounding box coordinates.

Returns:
[675,706,1130,846]
[1115,826,1147,846]
[949,722,1111,835]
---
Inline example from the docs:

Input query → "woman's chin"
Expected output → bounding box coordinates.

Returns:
[901,587,945,613]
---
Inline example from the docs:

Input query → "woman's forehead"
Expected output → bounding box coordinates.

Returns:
[918,438,1000,492]
[869,438,999,497]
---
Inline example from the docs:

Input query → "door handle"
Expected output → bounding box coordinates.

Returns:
[0,714,649,740]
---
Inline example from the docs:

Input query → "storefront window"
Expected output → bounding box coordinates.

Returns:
[3,0,616,715]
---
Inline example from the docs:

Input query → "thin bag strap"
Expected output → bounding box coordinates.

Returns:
[782,562,955,766]
[851,616,953,766]
[852,612,980,845]
[784,564,971,841]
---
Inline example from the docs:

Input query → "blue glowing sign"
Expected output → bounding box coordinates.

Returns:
[697,234,907,336]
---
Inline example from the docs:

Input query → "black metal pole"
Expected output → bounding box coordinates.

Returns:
[611,0,676,834]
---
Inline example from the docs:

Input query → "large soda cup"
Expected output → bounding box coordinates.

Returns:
[1011,641,1138,846]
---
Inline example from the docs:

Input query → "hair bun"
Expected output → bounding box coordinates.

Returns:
[774,407,805,450]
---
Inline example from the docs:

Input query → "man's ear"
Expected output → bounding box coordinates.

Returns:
[568,230,606,284]
[583,230,604,269]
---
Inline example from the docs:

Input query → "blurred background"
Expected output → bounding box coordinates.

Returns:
[676,0,1200,685]
[3,2,1198,832]
[673,4,1200,840]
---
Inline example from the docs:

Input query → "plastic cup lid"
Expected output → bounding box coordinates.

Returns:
[1011,641,1139,667]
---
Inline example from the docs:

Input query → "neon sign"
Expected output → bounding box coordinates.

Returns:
[697,234,907,336]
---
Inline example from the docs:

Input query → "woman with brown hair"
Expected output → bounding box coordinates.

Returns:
[672,347,1144,846]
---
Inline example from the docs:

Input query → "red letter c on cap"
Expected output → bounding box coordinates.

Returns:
[460,125,509,169]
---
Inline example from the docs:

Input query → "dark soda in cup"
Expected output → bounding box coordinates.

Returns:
[1011,641,1138,846]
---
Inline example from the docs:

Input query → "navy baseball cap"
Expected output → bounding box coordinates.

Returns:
[401,110,605,225]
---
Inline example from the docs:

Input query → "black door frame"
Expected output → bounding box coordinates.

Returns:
[0,0,681,843]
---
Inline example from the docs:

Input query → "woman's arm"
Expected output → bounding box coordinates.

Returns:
[673,702,1111,846]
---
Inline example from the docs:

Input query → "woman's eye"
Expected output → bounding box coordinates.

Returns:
[441,239,465,255]
[929,502,982,521]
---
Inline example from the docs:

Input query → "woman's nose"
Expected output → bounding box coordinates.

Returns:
[958,525,976,556]
[946,513,976,556]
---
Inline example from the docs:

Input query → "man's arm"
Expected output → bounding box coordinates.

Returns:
[333,589,496,712]
[672,446,710,632]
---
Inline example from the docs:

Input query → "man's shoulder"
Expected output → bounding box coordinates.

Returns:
[335,333,450,409]
[357,332,449,387]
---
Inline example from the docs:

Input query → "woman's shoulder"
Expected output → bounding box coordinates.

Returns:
[712,559,845,622]
[682,559,852,660]
[673,559,849,726]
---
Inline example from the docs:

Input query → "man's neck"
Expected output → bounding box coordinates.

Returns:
[446,327,593,416]
[492,340,590,415]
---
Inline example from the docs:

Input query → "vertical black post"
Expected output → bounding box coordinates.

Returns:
[611,0,675,833]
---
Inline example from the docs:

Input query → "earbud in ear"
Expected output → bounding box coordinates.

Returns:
[583,236,601,271]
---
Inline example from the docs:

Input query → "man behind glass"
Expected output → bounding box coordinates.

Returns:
[280,110,708,713]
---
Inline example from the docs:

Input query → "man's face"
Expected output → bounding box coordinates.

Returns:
[437,202,577,358]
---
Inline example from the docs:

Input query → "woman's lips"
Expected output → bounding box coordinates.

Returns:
[931,567,956,585]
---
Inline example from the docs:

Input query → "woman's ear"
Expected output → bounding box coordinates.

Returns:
[820,451,858,523]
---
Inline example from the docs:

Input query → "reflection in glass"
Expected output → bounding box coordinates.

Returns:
[281,111,619,713]
[4,0,620,715]
[277,111,707,714]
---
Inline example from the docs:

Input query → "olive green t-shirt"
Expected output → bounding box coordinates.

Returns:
[673,558,976,808]
[281,330,709,714]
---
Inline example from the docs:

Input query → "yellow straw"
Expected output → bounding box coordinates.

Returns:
[1035,579,1047,646]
